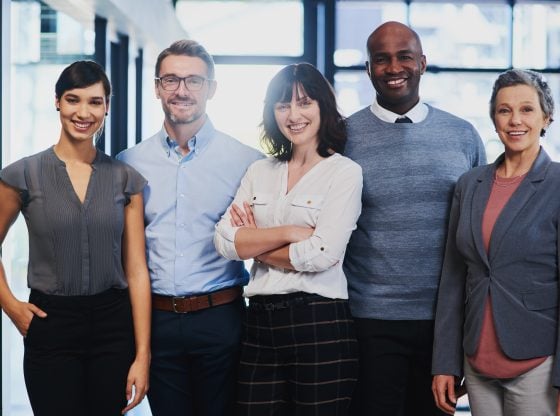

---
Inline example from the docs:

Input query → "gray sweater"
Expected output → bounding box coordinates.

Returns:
[343,105,486,320]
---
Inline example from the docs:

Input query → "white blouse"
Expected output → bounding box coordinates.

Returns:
[214,153,362,299]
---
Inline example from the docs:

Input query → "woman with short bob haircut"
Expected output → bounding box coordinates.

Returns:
[432,69,560,416]
[215,62,362,415]
[0,60,151,415]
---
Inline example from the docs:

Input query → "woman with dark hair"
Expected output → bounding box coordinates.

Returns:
[214,63,362,415]
[432,69,560,416]
[0,60,151,415]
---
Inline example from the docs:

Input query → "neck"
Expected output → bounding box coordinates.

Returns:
[164,115,206,153]
[377,95,419,116]
[54,135,97,163]
[290,144,323,168]
[500,146,540,178]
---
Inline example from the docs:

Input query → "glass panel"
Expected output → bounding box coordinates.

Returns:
[207,64,284,151]
[335,71,560,163]
[175,1,303,56]
[513,2,560,68]
[409,2,511,68]
[335,1,407,67]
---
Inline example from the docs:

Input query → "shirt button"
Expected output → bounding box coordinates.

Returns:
[307,200,312,204]
[180,194,185,198]
[320,247,324,251]
[179,253,184,257]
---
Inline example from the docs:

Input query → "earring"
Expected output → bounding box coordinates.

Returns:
[105,113,108,116]
[56,108,60,112]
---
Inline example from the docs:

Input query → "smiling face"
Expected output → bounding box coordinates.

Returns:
[56,82,108,142]
[155,54,216,130]
[493,84,550,157]
[366,22,426,115]
[274,83,321,152]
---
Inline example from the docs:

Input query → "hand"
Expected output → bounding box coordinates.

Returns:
[4,300,47,336]
[287,225,314,243]
[122,355,150,414]
[229,202,256,228]
[432,375,458,415]
[556,390,560,416]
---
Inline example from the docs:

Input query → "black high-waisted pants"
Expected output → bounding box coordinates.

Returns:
[23,288,135,416]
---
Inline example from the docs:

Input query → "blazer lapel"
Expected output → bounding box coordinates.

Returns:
[488,148,550,262]
[471,165,494,267]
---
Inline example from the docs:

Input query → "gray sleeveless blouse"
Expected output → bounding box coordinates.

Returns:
[0,147,147,295]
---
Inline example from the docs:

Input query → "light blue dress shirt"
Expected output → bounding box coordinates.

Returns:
[117,118,263,296]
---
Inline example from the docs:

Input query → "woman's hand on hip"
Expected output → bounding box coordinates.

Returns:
[4,300,46,337]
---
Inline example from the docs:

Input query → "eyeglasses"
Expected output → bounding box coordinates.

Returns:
[155,75,211,92]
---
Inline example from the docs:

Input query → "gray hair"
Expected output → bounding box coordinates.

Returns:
[490,69,554,136]
[155,39,215,80]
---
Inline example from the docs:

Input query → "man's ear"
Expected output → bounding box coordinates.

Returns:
[419,55,427,75]
[365,61,371,78]
[207,80,217,100]
[155,81,161,100]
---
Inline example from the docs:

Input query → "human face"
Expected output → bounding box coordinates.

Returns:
[155,54,216,128]
[494,84,550,157]
[366,23,426,114]
[56,82,108,142]
[274,84,321,152]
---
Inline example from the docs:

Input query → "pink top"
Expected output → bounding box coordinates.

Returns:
[467,171,547,378]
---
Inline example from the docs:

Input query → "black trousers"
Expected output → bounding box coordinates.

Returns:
[147,298,245,416]
[350,318,446,416]
[237,293,358,416]
[24,289,135,416]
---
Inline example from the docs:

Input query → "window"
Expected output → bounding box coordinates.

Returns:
[176,0,304,57]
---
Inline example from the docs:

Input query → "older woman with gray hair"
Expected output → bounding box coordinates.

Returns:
[432,69,560,416]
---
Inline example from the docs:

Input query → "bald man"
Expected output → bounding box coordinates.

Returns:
[343,21,486,415]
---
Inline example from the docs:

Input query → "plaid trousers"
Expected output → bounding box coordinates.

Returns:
[237,292,358,416]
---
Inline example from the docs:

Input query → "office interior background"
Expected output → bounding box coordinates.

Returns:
[1,0,560,414]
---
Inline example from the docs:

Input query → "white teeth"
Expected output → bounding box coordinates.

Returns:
[508,131,526,136]
[387,79,405,86]
[289,123,306,132]
[74,122,91,129]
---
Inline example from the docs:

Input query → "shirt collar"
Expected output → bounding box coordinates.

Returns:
[370,98,428,123]
[157,117,215,158]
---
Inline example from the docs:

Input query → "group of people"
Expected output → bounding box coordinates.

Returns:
[0,19,558,416]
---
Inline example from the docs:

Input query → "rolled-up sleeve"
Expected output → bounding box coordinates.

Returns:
[214,163,255,261]
[289,162,362,272]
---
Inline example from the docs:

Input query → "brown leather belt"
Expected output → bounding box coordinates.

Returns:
[152,286,242,313]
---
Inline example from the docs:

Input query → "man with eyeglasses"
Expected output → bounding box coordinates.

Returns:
[118,39,263,416]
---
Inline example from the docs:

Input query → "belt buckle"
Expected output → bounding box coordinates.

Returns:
[172,296,188,313]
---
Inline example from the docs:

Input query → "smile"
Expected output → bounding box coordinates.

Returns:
[288,123,308,132]
[170,100,195,108]
[507,130,527,136]
[72,121,94,130]
[386,78,407,87]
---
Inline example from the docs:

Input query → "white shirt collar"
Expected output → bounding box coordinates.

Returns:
[370,97,428,123]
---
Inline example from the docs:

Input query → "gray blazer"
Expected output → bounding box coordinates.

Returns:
[432,148,560,386]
